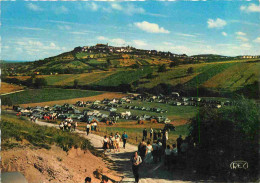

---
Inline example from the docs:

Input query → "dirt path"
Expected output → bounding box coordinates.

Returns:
[35,120,192,183]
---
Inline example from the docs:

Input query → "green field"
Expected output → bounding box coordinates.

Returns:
[2,88,103,104]
[137,61,260,92]
[93,67,153,86]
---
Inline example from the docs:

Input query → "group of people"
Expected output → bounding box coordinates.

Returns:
[59,118,77,132]
[86,121,98,135]
[29,115,38,123]
[142,128,168,142]
[131,134,191,182]
[103,131,128,153]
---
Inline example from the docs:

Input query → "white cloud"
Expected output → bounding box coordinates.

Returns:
[253,37,260,43]
[163,42,173,46]
[111,38,126,45]
[14,26,45,31]
[28,40,43,47]
[236,36,249,42]
[236,31,247,36]
[222,32,227,36]
[240,3,260,13]
[97,36,107,40]
[90,2,98,11]
[27,3,43,11]
[96,36,126,46]
[111,3,123,10]
[176,33,196,37]
[103,3,145,15]
[134,21,170,33]
[125,4,145,15]
[132,40,147,47]
[170,45,191,54]
[70,30,95,35]
[207,18,227,28]
[55,6,68,14]
[58,25,71,30]
[240,43,252,49]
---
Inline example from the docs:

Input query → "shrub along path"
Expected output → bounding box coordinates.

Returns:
[35,120,193,183]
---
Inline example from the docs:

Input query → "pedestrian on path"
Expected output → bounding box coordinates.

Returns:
[131,151,142,183]
[143,128,147,140]
[103,135,109,153]
[122,131,128,149]
[86,123,90,135]
[115,134,121,152]
[150,128,153,139]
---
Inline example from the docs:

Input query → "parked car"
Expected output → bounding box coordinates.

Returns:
[164,124,175,131]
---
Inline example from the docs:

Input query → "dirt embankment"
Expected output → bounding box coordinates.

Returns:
[20,92,127,107]
[1,146,122,183]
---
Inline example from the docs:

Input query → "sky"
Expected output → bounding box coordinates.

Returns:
[1,0,260,61]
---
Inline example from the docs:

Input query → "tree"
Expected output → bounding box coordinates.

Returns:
[106,58,111,66]
[158,64,167,72]
[2,96,13,107]
[131,64,140,69]
[146,73,153,79]
[73,79,79,88]
[34,78,47,88]
[188,98,259,181]
[187,67,194,74]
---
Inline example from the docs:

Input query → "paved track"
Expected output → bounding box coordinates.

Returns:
[35,120,192,183]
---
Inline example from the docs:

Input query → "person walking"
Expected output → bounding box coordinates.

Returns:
[122,131,128,149]
[59,122,64,131]
[115,133,121,152]
[150,128,153,139]
[165,145,172,170]
[109,133,115,153]
[144,141,153,164]
[153,130,158,142]
[93,121,97,131]
[138,140,147,162]
[86,123,90,135]
[177,135,183,155]
[143,128,147,140]
[158,129,162,139]
[103,136,109,153]
[131,151,142,183]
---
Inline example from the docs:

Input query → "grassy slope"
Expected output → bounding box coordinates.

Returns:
[93,67,153,86]
[1,113,94,152]
[184,62,237,88]
[202,61,260,91]
[1,88,102,104]
[43,71,115,86]
[138,60,259,92]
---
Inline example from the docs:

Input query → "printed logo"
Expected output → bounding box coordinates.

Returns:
[230,161,248,170]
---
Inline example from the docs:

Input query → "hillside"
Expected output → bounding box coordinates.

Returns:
[2,44,175,76]
[1,113,121,182]
[2,44,260,98]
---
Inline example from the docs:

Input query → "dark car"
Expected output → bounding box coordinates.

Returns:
[164,124,175,131]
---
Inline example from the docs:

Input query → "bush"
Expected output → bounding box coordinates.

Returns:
[158,64,167,72]
[188,97,259,181]
[34,78,47,88]
[2,97,12,106]
[187,67,194,74]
